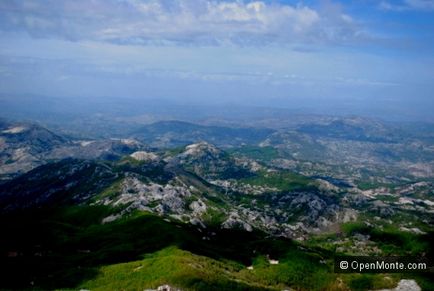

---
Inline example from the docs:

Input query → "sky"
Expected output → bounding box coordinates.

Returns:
[0,0,434,120]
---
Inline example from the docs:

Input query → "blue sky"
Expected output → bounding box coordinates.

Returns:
[0,0,433,119]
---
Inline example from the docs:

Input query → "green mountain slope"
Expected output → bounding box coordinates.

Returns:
[1,139,433,290]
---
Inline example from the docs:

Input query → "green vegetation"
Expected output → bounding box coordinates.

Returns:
[81,246,338,291]
[79,247,265,291]
[164,145,187,157]
[0,205,338,290]
[230,146,279,162]
[93,178,124,201]
[202,207,227,227]
[114,158,174,184]
[355,180,392,191]
[375,194,399,203]
[341,222,430,255]
[343,274,399,291]
[4,204,428,290]
[241,170,316,192]
[1,136,433,290]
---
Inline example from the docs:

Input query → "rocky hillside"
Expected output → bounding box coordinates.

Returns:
[1,123,433,290]
[3,139,432,244]
[0,120,70,178]
[0,120,147,180]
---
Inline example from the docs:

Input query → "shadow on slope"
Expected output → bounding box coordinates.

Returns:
[0,205,330,290]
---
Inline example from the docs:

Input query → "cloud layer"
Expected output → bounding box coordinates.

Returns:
[0,0,433,122]
[0,0,362,46]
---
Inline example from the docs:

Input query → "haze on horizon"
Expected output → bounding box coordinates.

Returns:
[0,0,434,122]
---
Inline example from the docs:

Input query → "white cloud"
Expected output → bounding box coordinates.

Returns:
[0,0,363,46]
[380,0,434,11]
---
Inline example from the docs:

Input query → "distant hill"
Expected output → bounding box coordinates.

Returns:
[132,120,275,148]
[0,120,71,178]
[0,119,147,179]
[296,118,400,143]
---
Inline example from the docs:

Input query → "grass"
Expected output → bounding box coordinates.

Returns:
[342,274,400,291]
[202,207,227,227]
[341,222,431,256]
[80,246,339,291]
[93,178,124,201]
[1,205,433,290]
[0,207,183,289]
[240,170,316,192]
[79,247,268,291]
[0,205,340,290]
[240,252,335,290]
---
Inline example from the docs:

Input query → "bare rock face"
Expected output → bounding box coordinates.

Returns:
[111,177,192,215]
[374,279,421,291]
[182,142,221,157]
[222,212,253,232]
[130,151,159,162]
[174,142,254,181]
[316,179,340,192]
[189,199,207,216]
[99,176,220,226]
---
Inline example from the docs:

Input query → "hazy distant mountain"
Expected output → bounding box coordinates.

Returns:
[2,116,433,181]
[0,120,70,178]
[132,120,275,148]
[0,119,147,179]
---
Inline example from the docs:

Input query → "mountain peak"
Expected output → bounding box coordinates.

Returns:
[183,141,221,157]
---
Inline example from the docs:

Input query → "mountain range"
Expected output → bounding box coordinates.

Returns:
[0,116,433,290]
